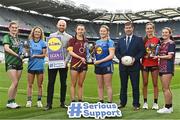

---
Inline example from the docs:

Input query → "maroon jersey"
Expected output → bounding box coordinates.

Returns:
[159,40,175,74]
[68,37,88,69]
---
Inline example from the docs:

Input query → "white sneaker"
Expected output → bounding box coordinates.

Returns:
[169,107,173,112]
[37,101,43,108]
[152,103,159,110]
[14,103,20,108]
[6,102,20,109]
[26,101,32,108]
[142,103,148,109]
[157,107,172,114]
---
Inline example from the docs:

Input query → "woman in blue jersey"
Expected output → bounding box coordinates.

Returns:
[26,26,47,108]
[94,25,115,103]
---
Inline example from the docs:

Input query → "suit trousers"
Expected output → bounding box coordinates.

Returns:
[119,69,140,107]
[47,67,68,106]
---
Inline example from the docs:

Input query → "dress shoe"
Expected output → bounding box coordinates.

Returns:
[44,105,52,111]
[60,103,68,108]
[118,104,125,109]
[134,106,140,111]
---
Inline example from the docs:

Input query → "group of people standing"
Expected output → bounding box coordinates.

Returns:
[2,20,175,114]
[116,22,175,114]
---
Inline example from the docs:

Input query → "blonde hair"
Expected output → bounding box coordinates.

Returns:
[144,22,156,43]
[100,25,110,32]
[146,22,155,31]
[29,26,45,40]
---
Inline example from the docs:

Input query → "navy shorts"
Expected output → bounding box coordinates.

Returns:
[28,70,44,74]
[142,66,158,72]
[159,72,174,76]
[6,63,23,71]
[95,64,114,75]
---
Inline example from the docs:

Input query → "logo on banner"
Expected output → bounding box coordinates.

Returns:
[67,102,122,119]
[47,37,65,69]
[48,37,62,51]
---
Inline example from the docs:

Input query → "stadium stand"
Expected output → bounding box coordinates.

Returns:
[0,0,180,63]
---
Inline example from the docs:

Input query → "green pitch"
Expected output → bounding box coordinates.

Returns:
[0,63,179,119]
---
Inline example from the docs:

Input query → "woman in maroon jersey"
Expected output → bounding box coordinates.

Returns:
[142,22,160,110]
[157,27,175,114]
[67,24,88,102]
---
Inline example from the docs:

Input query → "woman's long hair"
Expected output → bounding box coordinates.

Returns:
[144,22,155,44]
[28,26,45,40]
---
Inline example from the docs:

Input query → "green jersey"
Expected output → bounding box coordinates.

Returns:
[3,34,22,65]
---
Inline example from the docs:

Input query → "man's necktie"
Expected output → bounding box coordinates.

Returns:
[126,36,130,49]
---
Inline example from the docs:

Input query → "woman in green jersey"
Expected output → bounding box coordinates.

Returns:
[3,21,23,109]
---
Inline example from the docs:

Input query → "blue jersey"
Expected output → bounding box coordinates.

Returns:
[95,39,114,67]
[28,39,46,71]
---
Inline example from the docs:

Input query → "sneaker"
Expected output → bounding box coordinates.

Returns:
[37,101,43,108]
[170,107,173,112]
[14,103,21,108]
[26,101,32,108]
[157,107,172,114]
[142,103,148,109]
[152,103,159,110]
[6,102,20,109]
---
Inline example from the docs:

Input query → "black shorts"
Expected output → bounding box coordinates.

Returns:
[70,66,87,73]
[5,63,23,71]
[28,70,44,74]
[142,66,158,72]
[159,72,174,76]
[95,64,114,75]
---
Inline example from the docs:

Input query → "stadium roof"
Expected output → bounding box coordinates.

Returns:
[0,0,180,23]
[0,0,106,20]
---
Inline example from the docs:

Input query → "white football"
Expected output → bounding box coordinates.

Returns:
[121,56,133,66]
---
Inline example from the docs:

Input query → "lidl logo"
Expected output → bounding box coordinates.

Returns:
[96,47,102,54]
[48,37,62,51]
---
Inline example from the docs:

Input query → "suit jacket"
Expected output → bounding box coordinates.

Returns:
[115,35,145,71]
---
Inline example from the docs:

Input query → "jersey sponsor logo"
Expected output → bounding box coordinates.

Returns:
[79,47,85,53]
[96,47,102,54]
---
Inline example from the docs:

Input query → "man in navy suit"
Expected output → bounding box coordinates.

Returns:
[116,22,145,110]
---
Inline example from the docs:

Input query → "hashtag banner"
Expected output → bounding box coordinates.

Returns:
[67,102,122,119]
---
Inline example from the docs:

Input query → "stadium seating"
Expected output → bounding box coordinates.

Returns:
[0,6,180,54]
